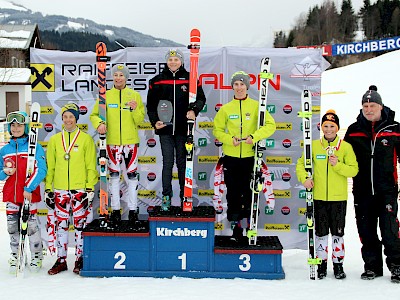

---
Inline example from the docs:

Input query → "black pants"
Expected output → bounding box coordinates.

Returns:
[223,155,254,222]
[159,134,186,199]
[314,200,346,237]
[354,191,400,272]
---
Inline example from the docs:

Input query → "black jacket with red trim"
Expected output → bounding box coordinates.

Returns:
[344,106,400,196]
[146,66,206,136]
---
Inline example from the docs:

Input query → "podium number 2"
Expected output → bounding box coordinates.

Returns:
[239,254,251,271]
[178,253,187,270]
[114,252,126,270]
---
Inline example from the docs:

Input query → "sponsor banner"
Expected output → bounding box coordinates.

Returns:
[332,36,400,56]
[31,47,327,250]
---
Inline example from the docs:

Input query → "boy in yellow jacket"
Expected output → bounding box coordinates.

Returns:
[296,110,358,280]
[90,64,145,225]
[213,71,276,241]
[45,103,98,275]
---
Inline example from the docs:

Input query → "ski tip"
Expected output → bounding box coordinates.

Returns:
[190,28,200,36]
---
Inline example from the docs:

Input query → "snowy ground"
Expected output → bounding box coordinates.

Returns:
[2,51,400,298]
[0,196,397,300]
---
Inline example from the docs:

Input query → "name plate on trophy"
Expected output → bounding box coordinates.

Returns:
[157,100,173,126]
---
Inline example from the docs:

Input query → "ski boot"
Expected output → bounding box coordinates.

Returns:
[48,257,68,275]
[110,210,121,229]
[361,269,383,280]
[391,265,400,283]
[230,221,243,242]
[129,209,139,223]
[317,260,327,279]
[161,195,171,211]
[30,253,43,273]
[73,257,83,275]
[8,253,17,274]
[333,263,346,279]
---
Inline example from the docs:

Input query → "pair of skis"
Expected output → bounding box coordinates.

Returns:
[299,89,321,280]
[96,42,110,226]
[16,102,41,275]
[183,29,201,212]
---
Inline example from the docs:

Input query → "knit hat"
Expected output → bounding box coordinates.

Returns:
[61,102,80,121]
[362,90,383,106]
[112,64,130,79]
[165,49,184,64]
[231,71,250,89]
[369,85,378,91]
[321,109,340,131]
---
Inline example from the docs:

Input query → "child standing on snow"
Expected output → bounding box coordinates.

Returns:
[45,103,98,275]
[296,110,358,279]
[0,110,47,274]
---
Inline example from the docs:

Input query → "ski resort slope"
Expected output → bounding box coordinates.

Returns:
[1,51,400,299]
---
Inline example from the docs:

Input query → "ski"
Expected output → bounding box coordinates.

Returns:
[298,89,320,279]
[183,28,200,212]
[16,102,41,274]
[96,42,110,226]
[247,58,272,246]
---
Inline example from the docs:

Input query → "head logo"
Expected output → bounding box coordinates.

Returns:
[198,138,207,147]
[79,106,88,115]
[282,172,291,182]
[215,103,222,112]
[44,123,54,132]
[283,104,292,114]
[147,138,156,148]
[282,139,292,148]
[147,172,156,181]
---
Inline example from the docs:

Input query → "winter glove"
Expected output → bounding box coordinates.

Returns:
[44,190,55,210]
[81,189,95,210]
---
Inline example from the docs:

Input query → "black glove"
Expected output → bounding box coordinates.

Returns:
[44,190,55,210]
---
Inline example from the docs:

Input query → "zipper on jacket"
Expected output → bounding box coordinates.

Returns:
[239,100,243,158]
[173,72,176,134]
[370,123,397,195]
[119,89,122,145]
[13,140,18,204]
[68,132,71,191]
[326,141,330,200]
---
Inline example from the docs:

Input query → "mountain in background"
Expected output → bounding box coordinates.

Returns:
[0,2,182,50]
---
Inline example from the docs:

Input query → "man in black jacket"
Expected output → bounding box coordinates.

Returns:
[345,88,400,283]
[146,49,206,210]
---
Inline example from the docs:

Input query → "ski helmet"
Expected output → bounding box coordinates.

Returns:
[6,111,30,135]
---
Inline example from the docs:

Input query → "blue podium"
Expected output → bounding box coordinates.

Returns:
[80,206,285,279]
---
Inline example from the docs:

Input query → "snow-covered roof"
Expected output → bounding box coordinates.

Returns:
[0,68,30,84]
[0,24,38,49]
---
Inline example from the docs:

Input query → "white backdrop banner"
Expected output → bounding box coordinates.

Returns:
[30,47,329,249]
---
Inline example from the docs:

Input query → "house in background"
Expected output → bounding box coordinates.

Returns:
[0,24,42,120]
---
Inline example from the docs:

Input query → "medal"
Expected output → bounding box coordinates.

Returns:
[62,128,80,162]
[327,147,335,156]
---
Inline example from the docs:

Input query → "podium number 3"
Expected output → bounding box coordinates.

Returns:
[239,254,251,271]
[114,252,126,269]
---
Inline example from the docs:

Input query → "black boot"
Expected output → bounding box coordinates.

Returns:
[333,263,346,279]
[110,210,121,228]
[317,260,327,279]
[391,265,400,283]
[129,209,139,223]
[230,222,243,242]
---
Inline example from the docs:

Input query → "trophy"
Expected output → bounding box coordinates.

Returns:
[157,100,173,126]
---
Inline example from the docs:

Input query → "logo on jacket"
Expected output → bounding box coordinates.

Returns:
[381,139,389,146]
[181,85,187,92]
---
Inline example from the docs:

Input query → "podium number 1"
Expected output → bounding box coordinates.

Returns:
[178,253,187,270]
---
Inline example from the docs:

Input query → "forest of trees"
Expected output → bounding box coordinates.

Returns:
[273,0,400,67]
[40,30,134,52]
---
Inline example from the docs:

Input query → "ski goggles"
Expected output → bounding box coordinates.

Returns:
[6,112,28,124]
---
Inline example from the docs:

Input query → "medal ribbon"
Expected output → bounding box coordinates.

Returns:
[320,137,342,154]
[62,128,81,157]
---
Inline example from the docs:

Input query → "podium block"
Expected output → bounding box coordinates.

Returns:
[80,207,285,279]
